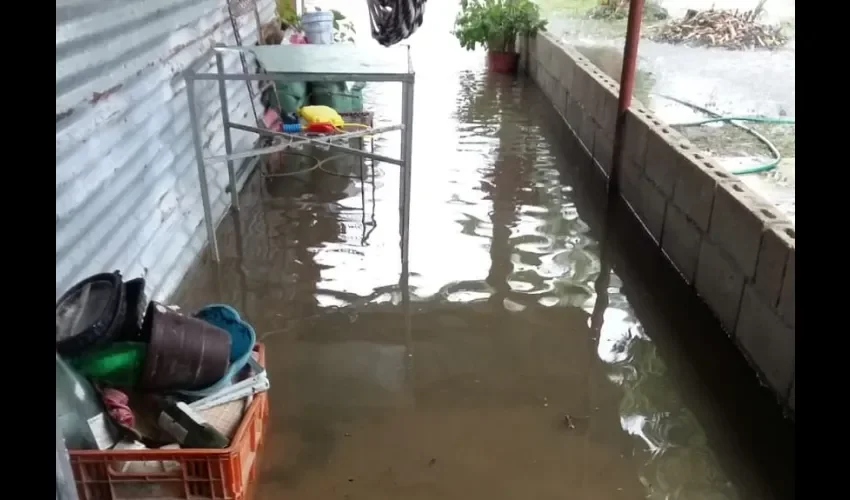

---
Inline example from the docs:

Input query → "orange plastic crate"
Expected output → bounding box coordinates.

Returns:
[70,344,269,500]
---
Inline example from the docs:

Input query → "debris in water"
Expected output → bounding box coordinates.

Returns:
[564,414,576,430]
[651,8,788,50]
[428,458,437,467]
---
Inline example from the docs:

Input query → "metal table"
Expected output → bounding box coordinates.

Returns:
[184,44,416,266]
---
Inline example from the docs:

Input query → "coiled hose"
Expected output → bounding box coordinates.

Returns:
[653,93,795,176]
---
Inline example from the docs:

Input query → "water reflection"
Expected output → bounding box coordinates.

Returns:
[590,223,741,500]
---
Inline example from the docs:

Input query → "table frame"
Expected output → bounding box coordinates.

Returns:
[183,44,416,267]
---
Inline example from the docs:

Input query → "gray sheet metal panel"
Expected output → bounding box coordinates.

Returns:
[56,0,274,301]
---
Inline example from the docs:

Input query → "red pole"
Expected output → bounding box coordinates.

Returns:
[607,0,645,198]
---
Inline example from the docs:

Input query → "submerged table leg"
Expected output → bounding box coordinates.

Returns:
[400,80,415,266]
[187,79,220,262]
[216,52,239,212]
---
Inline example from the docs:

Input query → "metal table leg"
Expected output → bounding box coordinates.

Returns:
[216,51,239,212]
[400,80,415,266]
[187,79,220,262]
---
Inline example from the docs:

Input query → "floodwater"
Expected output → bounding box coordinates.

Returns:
[173,3,793,499]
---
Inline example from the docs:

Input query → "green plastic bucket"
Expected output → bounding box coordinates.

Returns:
[309,82,365,113]
[272,81,308,115]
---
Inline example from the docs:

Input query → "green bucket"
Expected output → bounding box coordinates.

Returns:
[272,81,309,115]
[309,82,365,113]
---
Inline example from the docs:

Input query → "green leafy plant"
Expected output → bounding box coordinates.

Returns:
[318,8,357,44]
[454,0,548,53]
[276,0,299,27]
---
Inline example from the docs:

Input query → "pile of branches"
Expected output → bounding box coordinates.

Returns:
[651,8,788,50]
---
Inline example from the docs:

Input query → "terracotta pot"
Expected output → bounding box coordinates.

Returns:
[487,51,519,73]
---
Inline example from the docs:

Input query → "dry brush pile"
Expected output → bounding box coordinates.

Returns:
[651,8,788,50]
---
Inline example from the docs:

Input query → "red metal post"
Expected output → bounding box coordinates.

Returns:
[607,0,646,198]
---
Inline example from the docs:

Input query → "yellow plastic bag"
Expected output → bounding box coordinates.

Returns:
[298,105,344,127]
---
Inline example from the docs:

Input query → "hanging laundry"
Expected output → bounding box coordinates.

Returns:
[367,0,428,47]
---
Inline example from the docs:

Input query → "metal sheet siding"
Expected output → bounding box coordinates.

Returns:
[56,0,274,301]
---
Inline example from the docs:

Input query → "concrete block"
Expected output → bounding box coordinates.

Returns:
[548,73,559,100]
[700,157,739,185]
[563,45,588,76]
[565,97,583,139]
[547,74,560,103]
[643,127,688,199]
[778,247,795,328]
[623,109,651,169]
[555,88,569,119]
[572,65,596,110]
[709,182,784,279]
[552,44,577,90]
[578,110,596,155]
[592,78,618,137]
[671,154,718,232]
[546,75,560,106]
[617,159,643,188]
[570,48,591,68]
[695,237,745,334]
[754,223,796,307]
[735,285,796,397]
[528,35,540,60]
[618,159,642,218]
[603,76,620,95]
[533,59,545,87]
[554,84,568,116]
[535,33,556,69]
[593,127,613,177]
[634,174,668,243]
[662,203,703,284]
[631,99,650,113]
[528,58,539,82]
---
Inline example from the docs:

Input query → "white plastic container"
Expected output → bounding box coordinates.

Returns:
[301,10,334,44]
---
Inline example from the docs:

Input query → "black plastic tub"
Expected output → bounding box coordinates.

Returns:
[56,271,127,357]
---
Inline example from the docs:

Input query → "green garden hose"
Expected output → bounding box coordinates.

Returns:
[671,116,795,127]
[652,93,795,176]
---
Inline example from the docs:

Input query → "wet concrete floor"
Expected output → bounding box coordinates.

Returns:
[173,3,794,499]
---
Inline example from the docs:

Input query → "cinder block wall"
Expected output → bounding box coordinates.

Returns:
[521,33,795,415]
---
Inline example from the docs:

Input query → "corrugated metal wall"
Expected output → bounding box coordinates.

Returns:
[56,0,275,301]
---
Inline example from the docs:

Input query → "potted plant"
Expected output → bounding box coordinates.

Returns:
[453,0,548,73]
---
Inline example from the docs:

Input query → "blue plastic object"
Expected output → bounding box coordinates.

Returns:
[282,123,301,133]
[282,112,300,125]
[177,304,257,399]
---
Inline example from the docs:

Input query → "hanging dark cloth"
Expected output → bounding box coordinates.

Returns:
[367,0,428,47]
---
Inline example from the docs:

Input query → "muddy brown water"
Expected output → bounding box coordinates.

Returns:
[172,5,793,500]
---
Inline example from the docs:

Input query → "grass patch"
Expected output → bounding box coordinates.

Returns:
[535,0,599,16]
